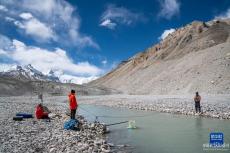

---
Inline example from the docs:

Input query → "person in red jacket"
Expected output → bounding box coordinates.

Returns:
[35,104,49,119]
[68,90,78,119]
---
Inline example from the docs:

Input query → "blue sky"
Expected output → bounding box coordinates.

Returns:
[0,0,230,84]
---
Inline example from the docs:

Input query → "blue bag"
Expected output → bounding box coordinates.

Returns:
[16,113,33,118]
[64,119,78,130]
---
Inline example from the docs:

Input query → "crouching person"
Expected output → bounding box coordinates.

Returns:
[35,103,49,119]
[68,90,78,119]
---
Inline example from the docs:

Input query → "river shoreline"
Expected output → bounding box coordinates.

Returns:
[0,96,123,153]
[78,94,230,120]
[0,95,230,152]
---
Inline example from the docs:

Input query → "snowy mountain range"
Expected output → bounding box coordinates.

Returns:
[0,64,60,82]
[0,64,98,84]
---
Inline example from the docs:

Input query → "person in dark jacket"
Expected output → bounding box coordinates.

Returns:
[194,92,201,113]
[68,90,78,119]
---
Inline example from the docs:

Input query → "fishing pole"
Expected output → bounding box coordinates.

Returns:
[78,105,154,119]
[65,105,138,128]
[106,121,129,126]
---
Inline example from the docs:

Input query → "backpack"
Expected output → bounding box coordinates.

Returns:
[64,119,78,130]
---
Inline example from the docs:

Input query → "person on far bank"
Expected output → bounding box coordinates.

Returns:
[68,90,78,119]
[194,92,201,113]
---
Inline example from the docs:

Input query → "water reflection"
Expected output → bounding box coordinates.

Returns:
[195,117,202,128]
[195,117,203,139]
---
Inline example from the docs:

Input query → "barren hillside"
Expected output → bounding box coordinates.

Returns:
[90,19,230,95]
[0,76,119,96]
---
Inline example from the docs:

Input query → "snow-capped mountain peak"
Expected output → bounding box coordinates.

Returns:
[24,64,43,76]
[0,64,98,84]
[0,64,60,82]
[47,69,59,82]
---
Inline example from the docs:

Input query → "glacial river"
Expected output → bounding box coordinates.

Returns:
[79,104,230,153]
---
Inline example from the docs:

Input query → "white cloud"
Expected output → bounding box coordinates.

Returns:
[0,34,13,51]
[5,16,15,22]
[4,13,55,42]
[0,5,8,12]
[59,74,98,84]
[11,40,101,75]
[101,60,107,65]
[19,12,33,20]
[0,63,15,72]
[100,4,144,29]
[158,0,180,20]
[15,12,56,41]
[100,19,117,30]
[215,8,230,20]
[159,28,175,40]
[0,36,103,77]
[1,0,99,49]
[0,49,7,55]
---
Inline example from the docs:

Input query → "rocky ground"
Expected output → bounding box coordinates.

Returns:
[0,96,124,153]
[1,94,229,152]
[78,94,230,120]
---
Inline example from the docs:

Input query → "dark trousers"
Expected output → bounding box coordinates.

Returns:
[195,102,201,113]
[41,114,49,119]
[70,109,76,119]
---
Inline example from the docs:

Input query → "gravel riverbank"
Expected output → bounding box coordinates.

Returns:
[1,94,229,152]
[78,94,230,120]
[0,96,123,153]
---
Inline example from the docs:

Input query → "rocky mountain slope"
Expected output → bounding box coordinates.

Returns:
[90,19,230,95]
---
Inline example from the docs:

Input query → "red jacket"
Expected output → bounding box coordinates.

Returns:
[35,105,48,119]
[68,93,78,110]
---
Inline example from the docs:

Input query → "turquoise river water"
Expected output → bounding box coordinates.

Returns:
[78,104,230,153]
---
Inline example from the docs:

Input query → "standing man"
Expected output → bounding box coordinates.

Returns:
[68,90,78,119]
[194,92,201,113]
[38,93,43,103]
